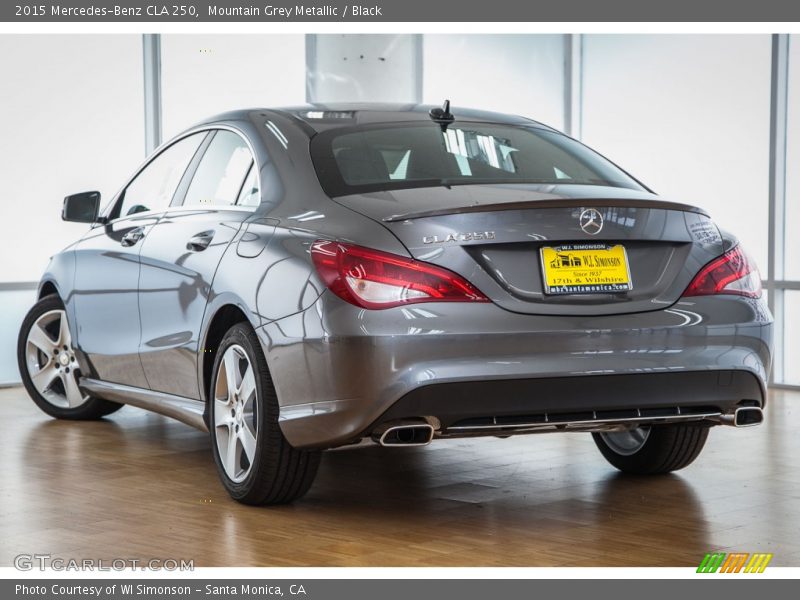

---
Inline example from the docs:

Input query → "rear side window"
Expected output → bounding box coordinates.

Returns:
[115,133,204,219]
[311,123,645,196]
[236,165,260,207]
[182,130,254,207]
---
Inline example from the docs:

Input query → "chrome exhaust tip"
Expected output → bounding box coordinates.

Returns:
[715,406,764,427]
[373,423,435,447]
[734,406,764,427]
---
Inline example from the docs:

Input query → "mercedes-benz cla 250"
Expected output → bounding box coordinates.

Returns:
[18,103,773,504]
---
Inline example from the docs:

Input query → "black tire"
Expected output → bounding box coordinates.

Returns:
[17,294,122,420]
[592,423,710,475]
[209,322,320,505]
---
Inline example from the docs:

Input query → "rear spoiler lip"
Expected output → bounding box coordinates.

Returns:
[382,198,709,222]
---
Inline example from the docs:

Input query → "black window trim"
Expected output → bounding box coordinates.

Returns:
[234,161,256,207]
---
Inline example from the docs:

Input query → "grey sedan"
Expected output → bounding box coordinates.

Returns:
[17,103,773,504]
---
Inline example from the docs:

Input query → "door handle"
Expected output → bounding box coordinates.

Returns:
[186,230,215,252]
[120,227,145,247]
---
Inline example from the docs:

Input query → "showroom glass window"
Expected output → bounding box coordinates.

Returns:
[115,133,205,219]
[182,130,254,207]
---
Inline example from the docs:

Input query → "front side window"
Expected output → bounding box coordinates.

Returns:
[311,123,645,197]
[115,133,204,219]
[182,130,254,207]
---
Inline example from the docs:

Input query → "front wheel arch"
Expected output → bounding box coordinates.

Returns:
[38,280,59,300]
[17,294,122,420]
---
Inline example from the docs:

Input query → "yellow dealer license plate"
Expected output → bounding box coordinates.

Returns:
[540,243,633,295]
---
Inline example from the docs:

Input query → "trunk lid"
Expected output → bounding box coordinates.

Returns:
[333,184,724,316]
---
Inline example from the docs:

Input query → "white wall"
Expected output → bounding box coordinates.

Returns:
[0,290,35,384]
[161,34,306,138]
[0,35,146,384]
[423,35,565,129]
[0,35,146,283]
[581,35,772,272]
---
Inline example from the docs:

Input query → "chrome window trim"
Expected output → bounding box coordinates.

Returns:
[99,129,209,226]
[173,125,261,212]
[100,124,262,225]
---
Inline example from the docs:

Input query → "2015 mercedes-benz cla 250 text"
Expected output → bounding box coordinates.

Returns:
[18,103,773,505]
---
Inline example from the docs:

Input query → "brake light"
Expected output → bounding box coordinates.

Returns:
[311,240,489,309]
[683,245,761,298]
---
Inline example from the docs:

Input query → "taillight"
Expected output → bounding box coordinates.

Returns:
[311,240,489,309]
[683,245,762,299]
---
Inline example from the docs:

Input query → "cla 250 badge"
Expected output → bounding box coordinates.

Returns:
[423,231,496,244]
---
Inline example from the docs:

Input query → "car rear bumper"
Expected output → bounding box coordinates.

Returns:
[376,369,763,430]
[257,293,772,449]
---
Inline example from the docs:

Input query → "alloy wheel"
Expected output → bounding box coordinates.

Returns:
[213,344,259,483]
[24,309,88,409]
[599,426,651,456]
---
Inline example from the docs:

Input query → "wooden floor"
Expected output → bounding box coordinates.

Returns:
[1,385,799,567]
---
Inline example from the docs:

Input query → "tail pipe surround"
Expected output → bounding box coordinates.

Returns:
[372,421,435,446]
[715,406,764,428]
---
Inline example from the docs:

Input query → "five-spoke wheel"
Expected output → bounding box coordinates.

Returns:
[208,322,320,505]
[213,345,259,483]
[593,423,710,474]
[24,308,88,409]
[17,294,122,420]
[598,427,651,457]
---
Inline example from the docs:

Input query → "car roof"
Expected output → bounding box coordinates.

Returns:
[200,103,556,136]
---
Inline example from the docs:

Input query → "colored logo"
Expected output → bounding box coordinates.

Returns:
[697,552,773,573]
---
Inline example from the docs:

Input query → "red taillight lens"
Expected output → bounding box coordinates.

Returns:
[311,240,489,309]
[683,245,762,299]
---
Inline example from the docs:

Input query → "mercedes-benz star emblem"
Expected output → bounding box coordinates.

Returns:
[579,208,604,235]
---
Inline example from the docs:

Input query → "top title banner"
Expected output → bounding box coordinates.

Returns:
[4,0,800,22]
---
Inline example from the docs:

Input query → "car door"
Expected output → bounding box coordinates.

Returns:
[137,128,259,399]
[72,132,207,388]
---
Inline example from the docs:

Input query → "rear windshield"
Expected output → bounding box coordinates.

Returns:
[310,123,645,197]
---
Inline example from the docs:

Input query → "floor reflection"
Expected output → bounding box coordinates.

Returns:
[2,388,798,566]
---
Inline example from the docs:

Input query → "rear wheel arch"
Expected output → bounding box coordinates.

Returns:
[201,303,255,408]
[208,322,320,504]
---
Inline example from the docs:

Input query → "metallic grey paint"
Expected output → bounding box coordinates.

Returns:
[80,378,207,430]
[35,103,773,450]
[261,293,770,447]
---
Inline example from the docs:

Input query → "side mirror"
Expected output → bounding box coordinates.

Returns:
[62,191,101,223]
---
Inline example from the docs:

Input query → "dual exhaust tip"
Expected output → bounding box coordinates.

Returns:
[372,406,764,446]
[724,406,764,427]
[373,422,435,447]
